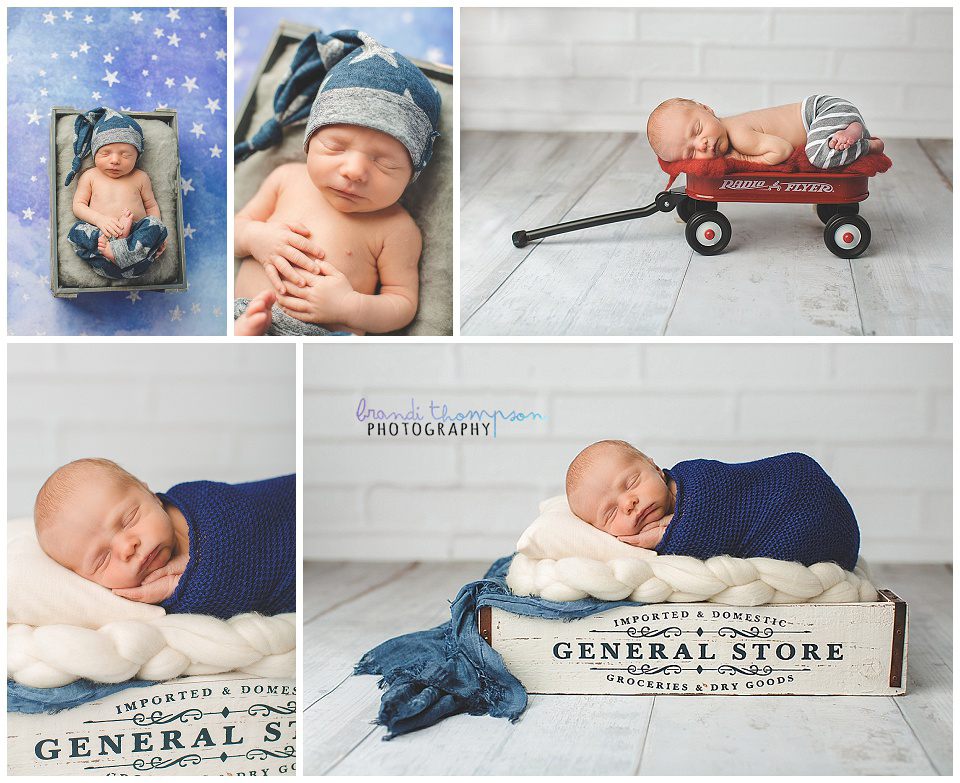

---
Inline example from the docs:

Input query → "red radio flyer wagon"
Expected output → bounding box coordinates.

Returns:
[513,168,874,259]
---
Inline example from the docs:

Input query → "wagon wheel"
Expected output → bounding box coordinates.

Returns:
[816,203,859,225]
[823,213,871,258]
[685,211,731,255]
[677,197,717,223]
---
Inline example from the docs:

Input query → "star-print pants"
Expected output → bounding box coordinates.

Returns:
[67,216,167,279]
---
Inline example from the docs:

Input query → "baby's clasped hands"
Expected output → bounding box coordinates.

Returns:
[240,219,324,294]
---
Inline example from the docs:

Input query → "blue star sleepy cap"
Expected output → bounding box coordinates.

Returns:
[64,107,144,186]
[235,30,441,179]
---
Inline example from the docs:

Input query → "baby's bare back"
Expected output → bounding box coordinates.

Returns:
[724,102,807,149]
[88,168,149,221]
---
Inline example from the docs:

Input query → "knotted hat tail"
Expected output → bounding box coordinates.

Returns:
[235,31,365,163]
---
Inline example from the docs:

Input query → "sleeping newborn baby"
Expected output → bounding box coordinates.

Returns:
[233,30,441,336]
[33,458,295,619]
[565,440,860,571]
[64,108,167,279]
[647,95,884,168]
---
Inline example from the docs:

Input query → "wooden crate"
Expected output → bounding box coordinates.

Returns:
[480,590,906,696]
[48,106,188,298]
[7,674,296,776]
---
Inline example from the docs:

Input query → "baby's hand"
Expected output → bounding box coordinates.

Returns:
[96,216,125,239]
[276,261,359,326]
[241,220,324,294]
[617,527,666,550]
[112,553,188,605]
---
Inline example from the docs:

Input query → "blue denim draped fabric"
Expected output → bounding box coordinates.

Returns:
[8,678,158,713]
[355,555,641,738]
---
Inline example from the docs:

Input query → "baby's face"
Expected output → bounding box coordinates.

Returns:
[41,476,177,589]
[568,449,675,539]
[307,124,413,213]
[94,142,139,179]
[657,103,729,162]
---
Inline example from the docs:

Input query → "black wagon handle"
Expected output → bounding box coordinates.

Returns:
[511,188,687,248]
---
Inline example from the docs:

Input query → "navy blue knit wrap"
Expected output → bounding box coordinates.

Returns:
[157,475,296,619]
[655,453,860,571]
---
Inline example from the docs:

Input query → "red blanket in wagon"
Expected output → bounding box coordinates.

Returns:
[659,146,892,190]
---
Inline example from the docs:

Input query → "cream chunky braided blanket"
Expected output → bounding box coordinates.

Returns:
[9,612,295,689]
[505,497,876,606]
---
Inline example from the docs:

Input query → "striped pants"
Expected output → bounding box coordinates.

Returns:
[802,95,870,169]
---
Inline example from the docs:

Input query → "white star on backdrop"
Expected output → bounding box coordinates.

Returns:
[190,122,205,138]
[103,69,119,87]
[182,76,198,92]
[26,109,40,125]
[130,11,143,23]
[204,97,220,113]
[215,48,226,61]
[78,42,90,54]
[22,208,35,220]
[166,8,180,23]
[209,144,222,158]
[103,52,114,63]
[182,224,196,239]
[167,33,181,47]
[42,11,55,24]
[181,178,194,195]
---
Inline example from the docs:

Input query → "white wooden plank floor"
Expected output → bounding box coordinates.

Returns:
[303,561,951,776]
[460,133,952,336]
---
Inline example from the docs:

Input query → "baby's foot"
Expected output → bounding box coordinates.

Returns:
[235,289,276,336]
[97,234,118,264]
[117,208,134,239]
[829,121,865,151]
[867,137,885,155]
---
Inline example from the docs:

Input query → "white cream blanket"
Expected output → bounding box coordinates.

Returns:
[7,519,295,687]
[505,497,877,606]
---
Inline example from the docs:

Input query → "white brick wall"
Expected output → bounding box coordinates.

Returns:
[461,7,952,137]
[7,344,297,518]
[303,343,951,564]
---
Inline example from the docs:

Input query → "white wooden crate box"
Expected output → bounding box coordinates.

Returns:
[480,590,906,696]
[7,674,296,776]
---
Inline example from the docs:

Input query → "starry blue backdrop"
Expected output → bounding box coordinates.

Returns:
[7,7,227,336]
[234,7,453,109]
